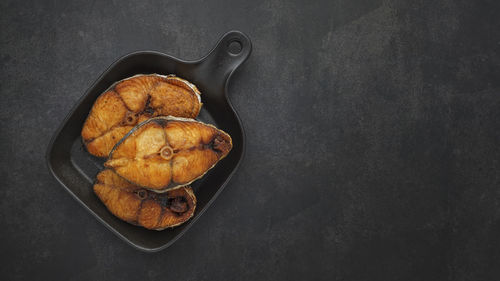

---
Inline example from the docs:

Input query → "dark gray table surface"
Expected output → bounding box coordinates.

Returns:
[1,0,499,280]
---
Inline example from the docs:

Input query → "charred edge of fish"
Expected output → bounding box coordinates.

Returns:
[142,191,190,215]
[210,134,231,154]
[168,197,188,214]
[153,188,197,230]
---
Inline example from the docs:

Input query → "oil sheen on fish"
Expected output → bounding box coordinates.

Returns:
[94,169,196,230]
[81,74,202,157]
[104,116,232,191]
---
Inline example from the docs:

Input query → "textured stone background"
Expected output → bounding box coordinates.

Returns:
[1,0,499,280]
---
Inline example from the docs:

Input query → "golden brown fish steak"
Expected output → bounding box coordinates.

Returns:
[104,116,232,192]
[81,74,202,157]
[93,169,196,230]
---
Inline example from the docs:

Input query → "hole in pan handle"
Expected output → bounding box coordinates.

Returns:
[193,31,252,98]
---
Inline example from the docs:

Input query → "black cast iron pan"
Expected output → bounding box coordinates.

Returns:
[46,31,252,252]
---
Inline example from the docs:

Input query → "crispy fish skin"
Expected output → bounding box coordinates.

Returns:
[81,74,202,157]
[105,116,232,192]
[93,169,196,230]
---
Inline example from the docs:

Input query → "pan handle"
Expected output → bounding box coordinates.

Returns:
[193,31,252,98]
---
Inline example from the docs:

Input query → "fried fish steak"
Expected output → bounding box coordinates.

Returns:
[81,74,202,157]
[104,116,232,191]
[94,169,196,230]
